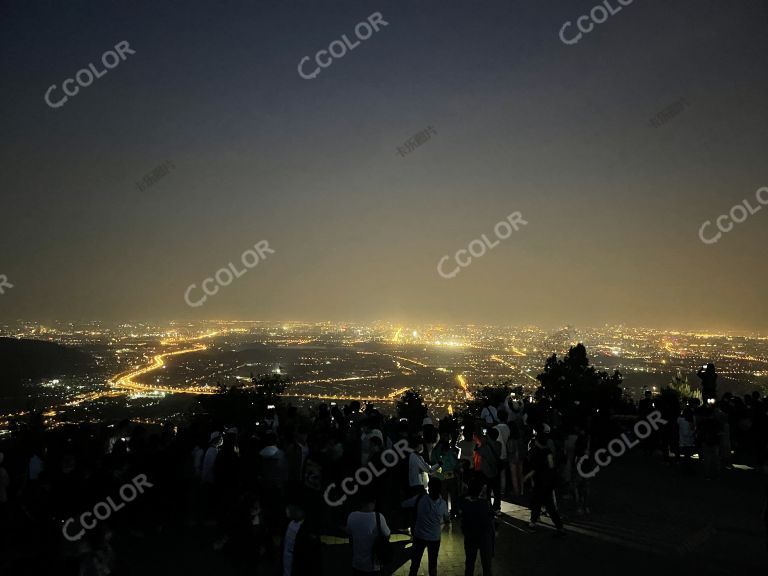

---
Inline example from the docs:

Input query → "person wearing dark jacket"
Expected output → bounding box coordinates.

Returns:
[460,476,495,576]
[524,427,566,536]
[475,429,502,512]
[697,363,718,403]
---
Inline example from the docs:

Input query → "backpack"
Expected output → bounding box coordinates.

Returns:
[373,512,394,567]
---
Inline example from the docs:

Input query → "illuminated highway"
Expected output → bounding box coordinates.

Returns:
[491,354,538,383]
[287,387,411,403]
[456,374,471,399]
[109,343,217,395]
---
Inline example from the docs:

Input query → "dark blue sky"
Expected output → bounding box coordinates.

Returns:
[1,0,767,331]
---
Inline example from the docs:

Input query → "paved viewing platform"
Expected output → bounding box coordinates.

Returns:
[124,450,767,575]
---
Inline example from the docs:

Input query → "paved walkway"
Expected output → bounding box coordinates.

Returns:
[378,453,766,576]
[122,452,767,575]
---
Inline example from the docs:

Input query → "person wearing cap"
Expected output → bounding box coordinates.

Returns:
[523,425,565,536]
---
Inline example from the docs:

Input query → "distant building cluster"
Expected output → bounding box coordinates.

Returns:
[1,320,767,430]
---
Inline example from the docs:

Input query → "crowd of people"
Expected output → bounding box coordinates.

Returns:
[0,368,766,576]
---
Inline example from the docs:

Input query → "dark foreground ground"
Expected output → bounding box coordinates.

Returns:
[120,451,766,576]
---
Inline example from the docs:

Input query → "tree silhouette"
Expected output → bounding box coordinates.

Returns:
[536,343,622,410]
[667,369,701,401]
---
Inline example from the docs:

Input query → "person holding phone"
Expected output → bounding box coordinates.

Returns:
[697,363,718,403]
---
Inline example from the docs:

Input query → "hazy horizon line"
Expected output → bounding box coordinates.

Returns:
[2,317,766,338]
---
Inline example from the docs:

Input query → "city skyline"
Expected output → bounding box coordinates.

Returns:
[4,317,768,338]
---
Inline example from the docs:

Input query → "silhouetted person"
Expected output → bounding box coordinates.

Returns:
[476,428,502,512]
[507,421,525,497]
[677,408,696,473]
[280,503,319,576]
[764,479,768,552]
[432,438,460,518]
[286,425,309,492]
[494,411,511,496]
[460,476,495,576]
[697,406,722,479]
[698,363,718,403]
[0,452,9,561]
[524,426,566,536]
[638,390,654,418]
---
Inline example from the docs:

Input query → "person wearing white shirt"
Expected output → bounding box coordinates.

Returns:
[402,478,450,576]
[494,411,511,495]
[480,401,498,425]
[408,438,440,495]
[346,491,391,575]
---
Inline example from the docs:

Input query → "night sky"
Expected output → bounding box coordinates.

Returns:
[1,0,767,331]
